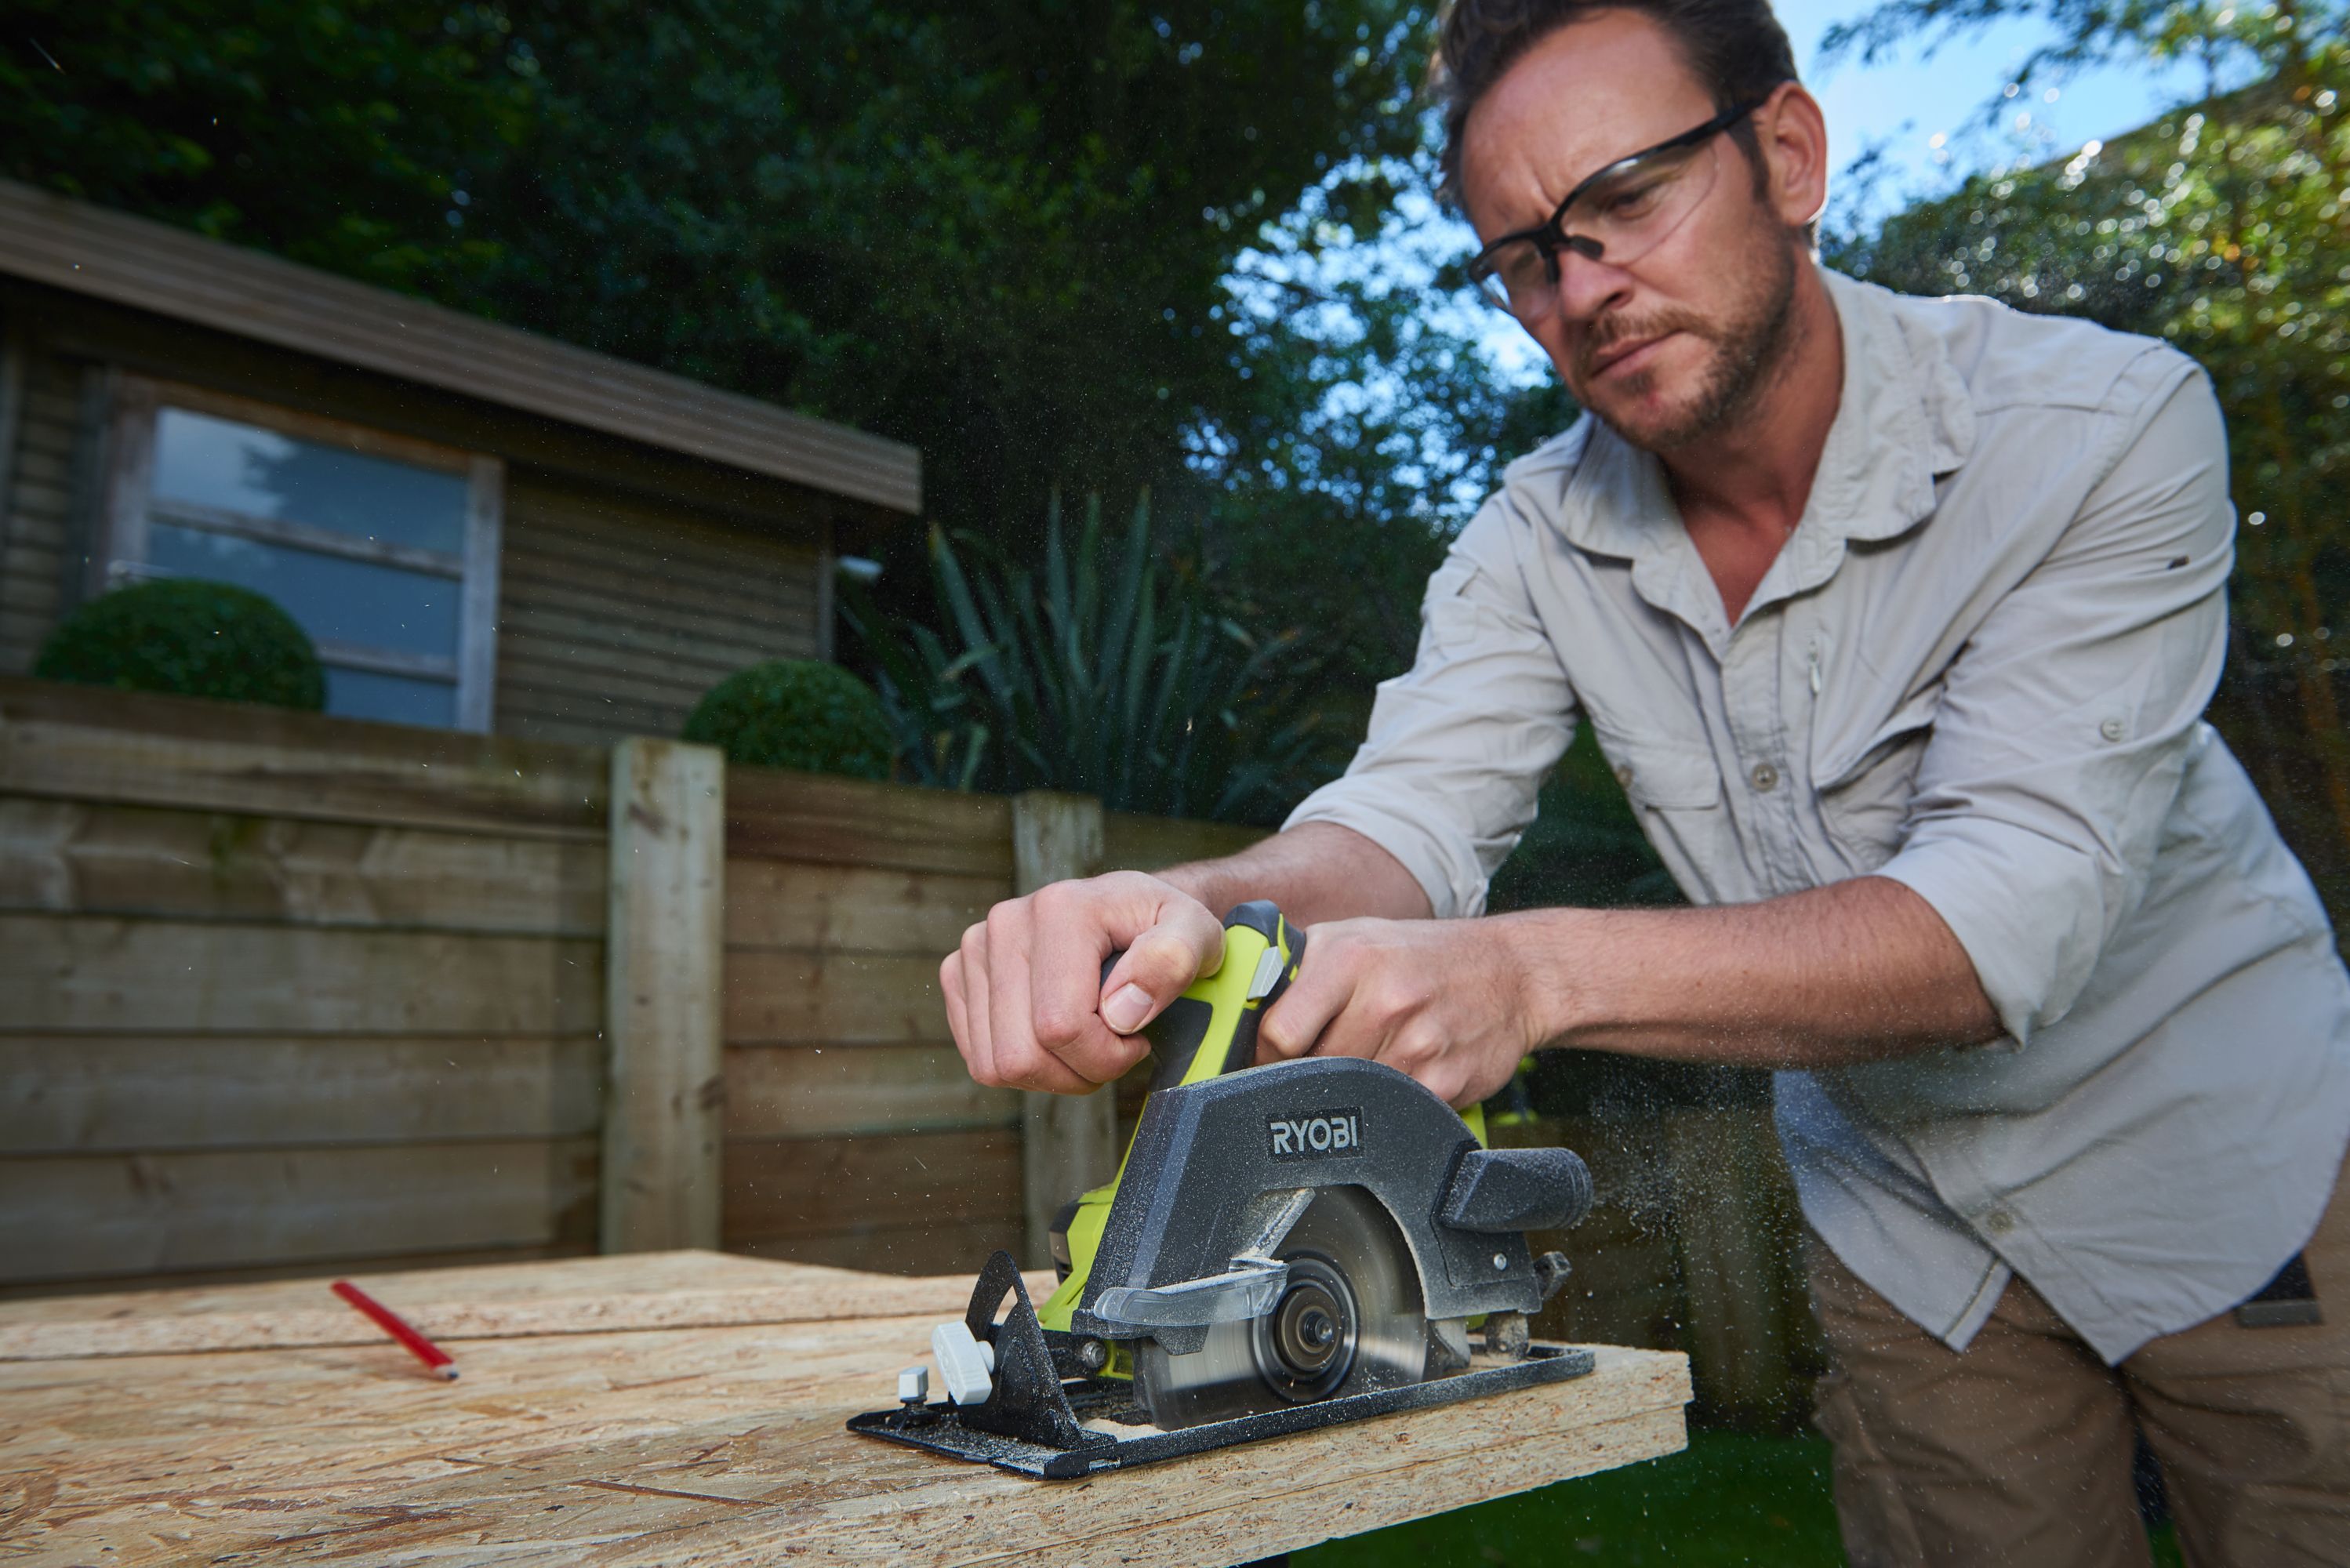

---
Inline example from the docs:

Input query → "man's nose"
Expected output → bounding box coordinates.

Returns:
[1549,246,1633,325]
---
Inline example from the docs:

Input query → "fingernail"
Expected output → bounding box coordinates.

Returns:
[1103,984,1153,1033]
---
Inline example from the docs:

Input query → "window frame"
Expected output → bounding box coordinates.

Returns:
[96,375,505,731]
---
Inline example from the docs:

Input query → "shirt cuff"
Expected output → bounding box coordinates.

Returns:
[1872,822,2108,1046]
[1284,779,1489,920]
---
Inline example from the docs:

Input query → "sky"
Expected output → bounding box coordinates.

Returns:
[1775,0,2214,220]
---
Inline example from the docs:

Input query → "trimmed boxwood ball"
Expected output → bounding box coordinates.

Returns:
[683,659,896,779]
[35,579,325,710]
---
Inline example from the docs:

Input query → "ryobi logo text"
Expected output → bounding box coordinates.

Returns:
[1266,1108,1363,1160]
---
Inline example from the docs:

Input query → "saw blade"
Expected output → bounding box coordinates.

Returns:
[1134,1185,1429,1429]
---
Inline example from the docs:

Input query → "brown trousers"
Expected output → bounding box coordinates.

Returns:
[1807,1157,2350,1567]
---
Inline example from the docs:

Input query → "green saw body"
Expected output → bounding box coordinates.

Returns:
[1036,901,1487,1364]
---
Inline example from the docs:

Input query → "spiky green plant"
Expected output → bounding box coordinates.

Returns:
[852,492,1325,824]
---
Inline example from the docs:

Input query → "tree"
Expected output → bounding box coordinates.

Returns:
[459,0,1441,548]
[7,1,1440,549]
[0,1,532,294]
[1185,147,1582,742]
[1826,0,2350,920]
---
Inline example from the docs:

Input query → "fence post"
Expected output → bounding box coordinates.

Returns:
[603,738,727,1253]
[1013,789,1110,1269]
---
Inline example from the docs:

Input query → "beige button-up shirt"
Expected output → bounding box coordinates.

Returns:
[1288,268,2350,1361]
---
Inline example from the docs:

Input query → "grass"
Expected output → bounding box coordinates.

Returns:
[1295,1428,2187,1567]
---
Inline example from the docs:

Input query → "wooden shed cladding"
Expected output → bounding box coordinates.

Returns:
[720,767,1022,1274]
[0,347,77,677]
[496,474,823,750]
[0,680,607,1294]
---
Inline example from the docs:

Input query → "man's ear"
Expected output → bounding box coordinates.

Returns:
[1754,82,1832,233]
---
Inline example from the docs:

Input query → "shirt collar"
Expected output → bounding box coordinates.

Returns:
[1549,267,1977,583]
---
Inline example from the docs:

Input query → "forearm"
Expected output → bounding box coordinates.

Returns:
[1158,821,1433,927]
[1508,875,2000,1069]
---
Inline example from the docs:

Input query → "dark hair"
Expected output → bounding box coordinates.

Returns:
[1433,0,1799,193]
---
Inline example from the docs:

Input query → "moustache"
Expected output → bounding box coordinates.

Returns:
[1575,309,1714,381]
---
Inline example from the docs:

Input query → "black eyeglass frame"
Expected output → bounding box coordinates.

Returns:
[1466,93,1779,289]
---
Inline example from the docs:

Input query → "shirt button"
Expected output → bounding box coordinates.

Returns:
[1983,1208,2018,1236]
[1749,761,1779,792]
[2100,717,2127,742]
[1614,763,1633,789]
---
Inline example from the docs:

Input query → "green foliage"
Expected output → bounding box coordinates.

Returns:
[35,578,325,710]
[851,493,1324,824]
[10,2,1441,543]
[471,0,1436,545]
[1826,2,2350,926]
[1195,147,1585,745]
[1,2,532,296]
[681,660,895,780]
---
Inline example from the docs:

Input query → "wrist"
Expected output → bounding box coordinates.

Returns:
[1155,862,1229,917]
[1491,907,1594,1051]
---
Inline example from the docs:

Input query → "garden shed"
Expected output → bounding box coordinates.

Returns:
[0,179,921,743]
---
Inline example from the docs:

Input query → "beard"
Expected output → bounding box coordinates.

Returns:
[1573,231,1800,453]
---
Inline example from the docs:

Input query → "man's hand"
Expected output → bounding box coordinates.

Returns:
[1259,916,1549,1109]
[943,870,1226,1094]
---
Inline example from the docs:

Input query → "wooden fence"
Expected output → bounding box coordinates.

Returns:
[0,678,1256,1294]
[0,679,608,1291]
[0,676,1814,1422]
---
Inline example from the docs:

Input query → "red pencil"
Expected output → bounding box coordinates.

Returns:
[331,1279,459,1380]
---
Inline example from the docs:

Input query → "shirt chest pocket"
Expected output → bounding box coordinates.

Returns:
[1811,689,1940,873]
[1611,740,1723,811]
[1592,730,1724,880]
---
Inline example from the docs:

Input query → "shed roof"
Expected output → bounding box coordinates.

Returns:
[0,180,921,515]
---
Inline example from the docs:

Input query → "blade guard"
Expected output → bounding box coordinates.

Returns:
[1067,1055,1585,1353]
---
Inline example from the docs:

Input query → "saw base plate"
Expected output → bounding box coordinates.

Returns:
[848,1342,1598,1479]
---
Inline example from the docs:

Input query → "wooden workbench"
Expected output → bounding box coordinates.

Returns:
[0,1250,1691,1566]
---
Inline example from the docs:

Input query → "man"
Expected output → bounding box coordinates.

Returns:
[940,2,2350,1561]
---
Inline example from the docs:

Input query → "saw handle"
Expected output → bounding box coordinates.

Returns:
[1099,901,1305,1094]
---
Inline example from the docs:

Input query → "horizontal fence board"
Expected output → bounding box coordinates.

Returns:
[1,1035,602,1153]
[731,1218,1023,1277]
[727,768,1012,877]
[723,949,949,1047]
[0,797,606,935]
[723,860,1001,953]
[721,1128,1020,1241]
[1102,811,1269,873]
[725,1044,1017,1140]
[1,913,602,1035]
[0,678,607,838]
[0,1138,600,1286]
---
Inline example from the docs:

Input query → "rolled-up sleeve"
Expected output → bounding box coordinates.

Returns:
[1283,499,1577,918]
[1874,360,2235,1044]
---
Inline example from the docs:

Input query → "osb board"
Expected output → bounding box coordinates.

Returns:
[0,1253,1691,1567]
[0,1250,1044,1362]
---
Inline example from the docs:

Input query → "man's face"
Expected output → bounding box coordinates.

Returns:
[1457,10,1803,452]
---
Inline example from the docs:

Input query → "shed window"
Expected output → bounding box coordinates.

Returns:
[100,379,503,730]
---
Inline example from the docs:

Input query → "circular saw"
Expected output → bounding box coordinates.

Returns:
[849,902,1596,1478]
